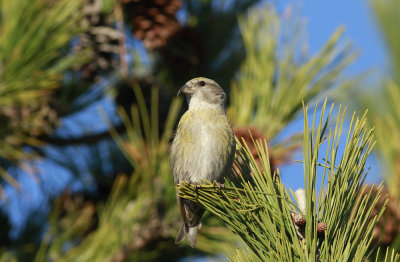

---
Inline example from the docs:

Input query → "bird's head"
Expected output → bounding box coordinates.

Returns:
[178,77,227,110]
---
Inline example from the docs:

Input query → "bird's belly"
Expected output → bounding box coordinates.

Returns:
[170,109,234,184]
[184,125,230,183]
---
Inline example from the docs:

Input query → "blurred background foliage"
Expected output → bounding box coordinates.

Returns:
[0,0,399,261]
[342,0,400,256]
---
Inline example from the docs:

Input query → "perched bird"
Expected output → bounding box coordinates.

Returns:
[169,77,236,247]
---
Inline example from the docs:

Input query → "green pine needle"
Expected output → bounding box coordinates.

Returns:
[178,100,386,261]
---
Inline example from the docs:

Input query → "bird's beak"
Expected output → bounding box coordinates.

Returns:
[177,84,194,96]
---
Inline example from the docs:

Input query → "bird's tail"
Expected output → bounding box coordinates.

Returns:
[175,222,201,247]
[176,196,204,247]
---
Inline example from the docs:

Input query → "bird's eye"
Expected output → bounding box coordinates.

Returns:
[199,81,206,86]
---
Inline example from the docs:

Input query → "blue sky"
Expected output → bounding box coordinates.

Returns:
[294,0,388,75]
[2,0,391,239]
[275,0,388,190]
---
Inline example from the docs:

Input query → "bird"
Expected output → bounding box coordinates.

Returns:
[169,77,236,247]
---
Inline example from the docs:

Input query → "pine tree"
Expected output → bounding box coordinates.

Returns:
[343,0,400,257]
[0,0,398,261]
[178,99,388,261]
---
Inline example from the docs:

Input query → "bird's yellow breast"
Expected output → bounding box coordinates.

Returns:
[177,108,232,144]
[170,107,235,184]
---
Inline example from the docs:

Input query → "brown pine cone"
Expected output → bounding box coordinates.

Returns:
[291,212,306,228]
[74,0,120,83]
[124,0,182,49]
[317,222,327,235]
[233,126,276,176]
[362,186,400,246]
[1,101,59,141]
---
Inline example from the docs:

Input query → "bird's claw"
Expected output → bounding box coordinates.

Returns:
[213,181,225,193]
[192,182,201,193]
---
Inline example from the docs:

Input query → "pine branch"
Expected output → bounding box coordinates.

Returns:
[0,0,90,163]
[344,0,400,252]
[178,99,386,261]
[371,0,400,82]
[228,5,358,140]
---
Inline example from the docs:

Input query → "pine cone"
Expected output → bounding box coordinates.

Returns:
[74,0,121,83]
[159,26,206,76]
[290,212,306,228]
[1,101,59,146]
[233,126,276,176]
[317,222,327,235]
[362,186,400,246]
[124,0,182,49]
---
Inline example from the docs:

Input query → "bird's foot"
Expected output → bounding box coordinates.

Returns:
[192,182,202,193]
[213,181,225,193]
